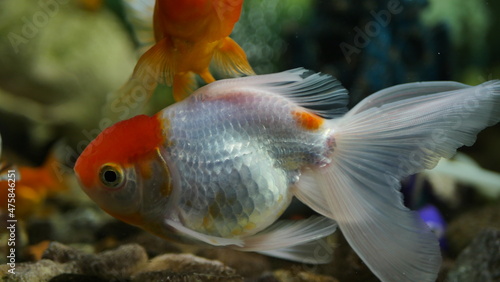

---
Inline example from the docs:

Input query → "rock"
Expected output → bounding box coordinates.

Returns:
[97,226,182,258]
[75,244,148,280]
[446,204,500,255]
[43,242,149,280]
[260,269,339,282]
[49,273,108,282]
[5,242,250,281]
[447,228,500,282]
[131,271,243,282]
[0,259,76,282]
[42,242,92,263]
[136,253,237,275]
[196,247,271,278]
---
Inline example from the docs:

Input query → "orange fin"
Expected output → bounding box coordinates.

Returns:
[103,38,173,121]
[199,70,216,84]
[173,72,197,101]
[133,37,175,86]
[212,37,255,78]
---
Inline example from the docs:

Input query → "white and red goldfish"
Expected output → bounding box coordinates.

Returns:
[74,69,500,281]
[122,0,254,102]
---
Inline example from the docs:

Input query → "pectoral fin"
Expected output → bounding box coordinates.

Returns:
[212,37,255,78]
[167,216,337,263]
[166,219,244,247]
[235,216,337,263]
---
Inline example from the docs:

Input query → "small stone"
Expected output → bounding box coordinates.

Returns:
[0,259,75,282]
[139,253,236,274]
[132,253,242,281]
[447,228,500,282]
[120,231,182,258]
[196,247,271,278]
[49,273,108,282]
[42,241,92,263]
[263,269,339,282]
[131,271,243,282]
[77,244,148,280]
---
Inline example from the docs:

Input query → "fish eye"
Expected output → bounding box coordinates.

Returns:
[99,163,124,188]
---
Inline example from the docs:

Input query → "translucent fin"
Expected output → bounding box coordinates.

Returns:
[133,37,175,86]
[102,38,173,121]
[292,173,333,218]
[172,72,198,101]
[212,37,255,78]
[123,0,155,56]
[299,80,500,281]
[257,237,334,264]
[349,81,470,115]
[237,216,337,252]
[167,216,336,263]
[196,68,349,119]
[166,219,244,247]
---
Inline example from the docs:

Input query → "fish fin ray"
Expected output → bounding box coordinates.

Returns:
[212,37,255,78]
[133,37,175,86]
[293,175,333,217]
[237,216,337,252]
[307,80,500,281]
[108,37,174,112]
[166,219,244,247]
[256,237,334,264]
[349,81,470,115]
[196,68,349,119]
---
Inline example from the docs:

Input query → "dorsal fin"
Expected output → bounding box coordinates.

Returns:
[196,68,349,119]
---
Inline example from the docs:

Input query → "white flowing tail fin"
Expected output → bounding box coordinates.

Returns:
[295,80,500,281]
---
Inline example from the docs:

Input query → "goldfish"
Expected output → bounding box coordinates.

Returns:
[0,151,67,218]
[75,68,500,281]
[123,0,254,103]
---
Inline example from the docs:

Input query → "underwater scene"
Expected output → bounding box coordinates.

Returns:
[1,0,499,281]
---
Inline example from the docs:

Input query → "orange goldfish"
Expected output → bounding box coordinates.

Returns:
[0,152,67,218]
[126,0,254,102]
[75,68,500,281]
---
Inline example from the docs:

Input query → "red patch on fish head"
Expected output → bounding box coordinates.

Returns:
[74,115,164,188]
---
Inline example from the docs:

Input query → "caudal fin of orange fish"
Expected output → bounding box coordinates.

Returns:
[212,37,255,78]
[103,38,172,121]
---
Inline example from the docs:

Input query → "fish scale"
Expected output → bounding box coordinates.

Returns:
[160,94,329,237]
